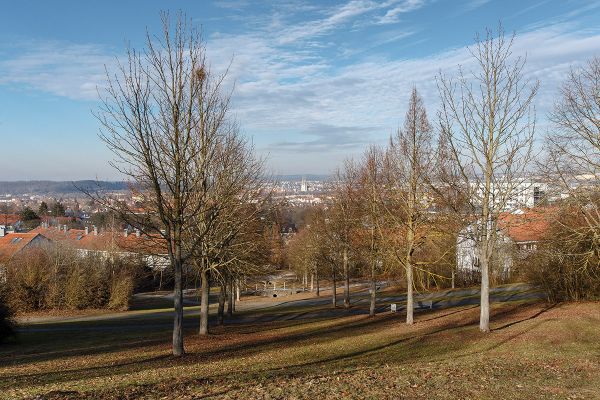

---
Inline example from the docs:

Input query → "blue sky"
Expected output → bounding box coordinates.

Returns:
[1,0,599,180]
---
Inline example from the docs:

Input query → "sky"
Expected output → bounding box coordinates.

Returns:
[0,0,599,180]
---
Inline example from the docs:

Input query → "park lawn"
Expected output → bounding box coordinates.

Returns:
[0,301,599,399]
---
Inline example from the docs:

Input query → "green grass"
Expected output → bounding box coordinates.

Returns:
[1,299,599,399]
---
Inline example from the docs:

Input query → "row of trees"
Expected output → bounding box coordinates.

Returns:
[287,87,459,324]
[289,29,600,331]
[530,56,600,301]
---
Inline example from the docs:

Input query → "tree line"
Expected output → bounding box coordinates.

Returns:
[287,26,600,335]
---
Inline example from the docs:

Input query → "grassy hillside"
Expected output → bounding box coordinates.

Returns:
[1,301,598,399]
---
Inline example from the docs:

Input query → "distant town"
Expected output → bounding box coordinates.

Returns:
[0,175,331,222]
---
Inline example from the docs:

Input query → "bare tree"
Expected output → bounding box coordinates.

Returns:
[287,227,317,291]
[331,168,359,309]
[186,127,270,335]
[310,207,342,308]
[383,87,434,325]
[96,12,232,355]
[544,56,600,283]
[353,148,386,317]
[437,26,538,332]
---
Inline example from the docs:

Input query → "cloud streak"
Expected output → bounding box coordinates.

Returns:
[208,24,600,168]
[378,0,427,24]
[0,40,116,100]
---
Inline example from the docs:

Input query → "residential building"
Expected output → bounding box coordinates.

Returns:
[456,209,550,277]
[0,232,51,265]
[30,225,169,270]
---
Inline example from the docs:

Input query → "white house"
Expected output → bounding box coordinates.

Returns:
[456,209,549,277]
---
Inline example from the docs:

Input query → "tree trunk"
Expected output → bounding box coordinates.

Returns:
[406,263,414,324]
[232,280,236,313]
[301,271,304,289]
[480,244,490,332]
[316,269,320,296]
[479,161,492,333]
[172,247,184,356]
[227,280,233,317]
[310,272,313,291]
[199,268,209,335]
[218,284,225,325]
[369,227,377,317]
[332,270,337,308]
[369,265,376,317]
[343,247,350,309]
[406,220,415,325]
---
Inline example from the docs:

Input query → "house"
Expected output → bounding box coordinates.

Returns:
[0,232,52,265]
[30,225,169,270]
[456,209,550,277]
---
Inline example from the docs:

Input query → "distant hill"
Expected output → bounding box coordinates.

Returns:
[0,176,330,196]
[0,181,130,196]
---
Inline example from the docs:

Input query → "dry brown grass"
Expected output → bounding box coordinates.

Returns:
[1,301,599,399]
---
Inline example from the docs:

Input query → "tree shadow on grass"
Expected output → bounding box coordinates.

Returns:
[2,307,453,391]
[1,304,359,371]
[80,309,490,398]
[492,303,557,331]
[2,302,546,394]
[0,327,174,368]
[418,305,479,322]
[0,314,394,389]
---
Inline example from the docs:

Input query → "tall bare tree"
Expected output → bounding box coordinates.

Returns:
[437,26,538,332]
[96,12,232,355]
[384,87,434,324]
[187,129,270,335]
[353,148,386,317]
[544,56,600,281]
[331,168,359,309]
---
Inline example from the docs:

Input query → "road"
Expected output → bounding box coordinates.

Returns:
[15,282,544,333]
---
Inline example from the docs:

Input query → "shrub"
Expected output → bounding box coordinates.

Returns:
[5,249,51,312]
[522,208,600,302]
[108,275,134,310]
[4,248,146,313]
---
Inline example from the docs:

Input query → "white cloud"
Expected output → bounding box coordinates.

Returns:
[276,0,382,44]
[460,0,491,12]
[205,24,600,175]
[378,0,427,24]
[0,40,116,100]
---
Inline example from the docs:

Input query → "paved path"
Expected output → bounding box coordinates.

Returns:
[16,283,543,333]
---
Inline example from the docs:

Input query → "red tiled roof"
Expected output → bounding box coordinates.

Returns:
[30,226,167,255]
[498,209,552,243]
[0,233,50,262]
